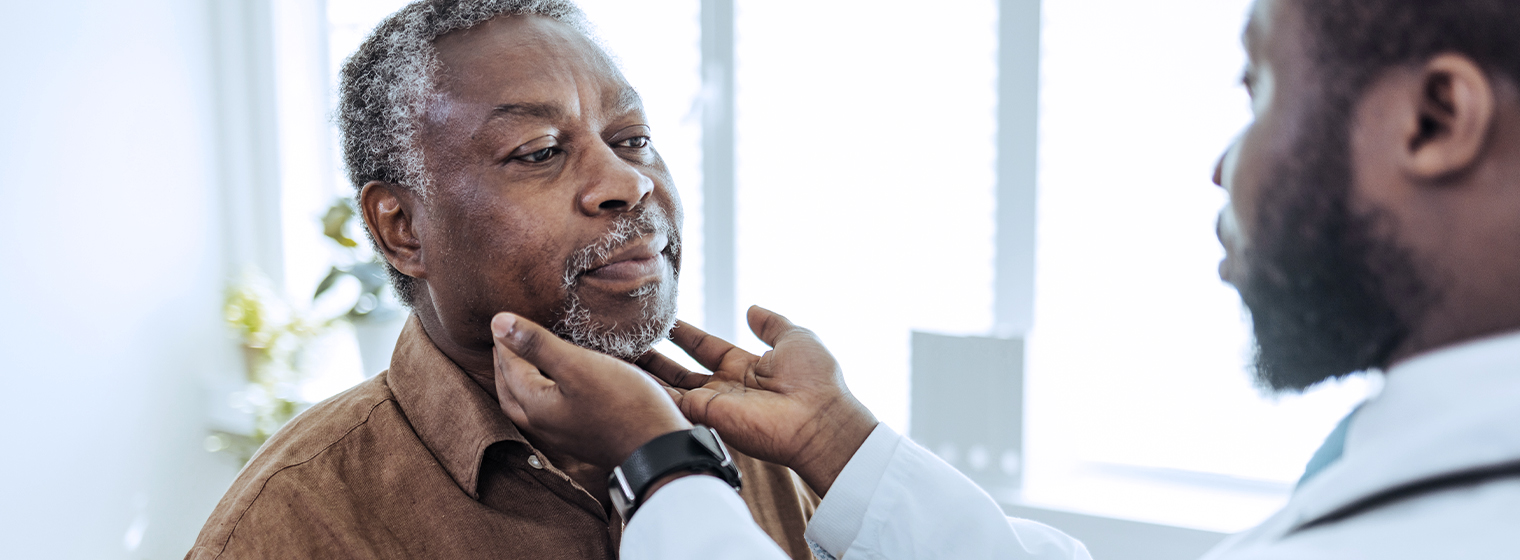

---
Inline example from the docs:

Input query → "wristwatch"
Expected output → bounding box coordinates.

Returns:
[607,425,743,520]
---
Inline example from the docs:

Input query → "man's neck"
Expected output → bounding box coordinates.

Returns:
[413,308,500,399]
[411,308,616,513]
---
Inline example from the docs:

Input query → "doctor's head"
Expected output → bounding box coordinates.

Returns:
[340,0,682,364]
[1216,0,1520,392]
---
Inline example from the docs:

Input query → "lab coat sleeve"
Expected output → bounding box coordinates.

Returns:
[622,474,790,560]
[805,424,1092,560]
[621,424,1090,560]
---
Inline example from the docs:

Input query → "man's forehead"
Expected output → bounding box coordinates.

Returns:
[431,14,641,122]
[435,13,587,59]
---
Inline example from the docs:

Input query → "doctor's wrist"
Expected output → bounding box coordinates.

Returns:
[789,397,878,496]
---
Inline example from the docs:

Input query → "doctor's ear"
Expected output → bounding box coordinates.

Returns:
[359,181,427,280]
[1401,54,1496,182]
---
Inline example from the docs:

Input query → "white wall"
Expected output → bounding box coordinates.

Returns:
[0,0,243,557]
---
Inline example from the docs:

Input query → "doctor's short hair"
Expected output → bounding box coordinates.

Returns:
[337,0,593,307]
[1297,0,1520,101]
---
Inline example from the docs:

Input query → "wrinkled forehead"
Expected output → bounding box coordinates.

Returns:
[429,14,631,112]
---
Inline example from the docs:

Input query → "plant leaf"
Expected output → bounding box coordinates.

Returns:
[313,266,345,299]
[321,200,360,248]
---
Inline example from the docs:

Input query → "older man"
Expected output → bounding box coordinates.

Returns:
[486,0,1520,558]
[186,1,817,559]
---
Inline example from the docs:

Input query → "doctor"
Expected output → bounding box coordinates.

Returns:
[489,0,1520,557]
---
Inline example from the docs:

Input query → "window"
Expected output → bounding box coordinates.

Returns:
[1024,0,1372,531]
[732,0,1000,432]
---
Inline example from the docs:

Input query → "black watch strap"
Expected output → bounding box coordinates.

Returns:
[608,425,742,519]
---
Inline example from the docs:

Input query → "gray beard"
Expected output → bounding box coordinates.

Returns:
[553,278,677,361]
[550,208,681,361]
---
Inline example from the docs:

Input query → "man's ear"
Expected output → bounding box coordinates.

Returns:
[359,181,426,280]
[1404,54,1496,181]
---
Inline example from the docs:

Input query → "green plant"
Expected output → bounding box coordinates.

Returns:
[206,274,329,464]
[313,200,400,322]
[207,199,399,465]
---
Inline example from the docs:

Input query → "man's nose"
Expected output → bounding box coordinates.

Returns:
[576,146,655,216]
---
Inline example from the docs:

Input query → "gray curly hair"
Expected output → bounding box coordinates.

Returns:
[337,0,593,306]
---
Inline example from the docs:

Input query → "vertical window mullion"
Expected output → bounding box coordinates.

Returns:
[700,0,738,340]
[994,0,1042,338]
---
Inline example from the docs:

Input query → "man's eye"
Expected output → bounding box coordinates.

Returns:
[619,136,651,149]
[519,147,559,163]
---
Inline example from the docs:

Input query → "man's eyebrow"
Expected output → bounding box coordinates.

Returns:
[483,89,641,126]
[487,101,565,122]
[605,86,643,117]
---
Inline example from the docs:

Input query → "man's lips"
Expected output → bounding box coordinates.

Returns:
[581,234,670,285]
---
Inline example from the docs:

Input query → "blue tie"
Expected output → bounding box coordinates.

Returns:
[1297,405,1362,488]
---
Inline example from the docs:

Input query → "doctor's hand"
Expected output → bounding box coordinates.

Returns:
[637,306,878,495]
[490,312,691,471]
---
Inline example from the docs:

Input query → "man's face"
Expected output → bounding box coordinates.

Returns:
[1216,0,1426,392]
[413,14,681,360]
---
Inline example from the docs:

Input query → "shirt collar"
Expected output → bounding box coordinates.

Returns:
[1288,329,1520,528]
[387,314,526,499]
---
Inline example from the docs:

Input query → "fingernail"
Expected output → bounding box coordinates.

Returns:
[492,313,517,341]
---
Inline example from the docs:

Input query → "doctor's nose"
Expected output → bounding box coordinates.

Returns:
[1213,151,1227,188]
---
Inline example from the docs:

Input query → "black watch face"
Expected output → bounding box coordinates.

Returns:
[692,425,722,459]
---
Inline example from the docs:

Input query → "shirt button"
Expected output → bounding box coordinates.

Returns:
[527,454,544,469]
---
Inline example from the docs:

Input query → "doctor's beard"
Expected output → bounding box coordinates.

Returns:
[1236,92,1433,393]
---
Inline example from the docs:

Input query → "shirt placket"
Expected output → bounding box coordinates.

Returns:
[520,445,624,557]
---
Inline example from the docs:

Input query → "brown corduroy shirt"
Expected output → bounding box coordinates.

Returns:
[187,316,819,559]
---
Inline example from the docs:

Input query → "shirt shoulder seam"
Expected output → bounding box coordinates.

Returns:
[211,397,396,559]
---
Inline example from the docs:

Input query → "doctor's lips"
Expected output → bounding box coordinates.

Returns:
[1216,215,1240,284]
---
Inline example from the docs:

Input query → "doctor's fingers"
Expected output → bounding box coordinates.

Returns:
[492,342,560,427]
[745,305,814,348]
[669,320,756,373]
[493,311,630,386]
[636,350,713,390]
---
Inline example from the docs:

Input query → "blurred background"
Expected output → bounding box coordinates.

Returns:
[0,0,1374,558]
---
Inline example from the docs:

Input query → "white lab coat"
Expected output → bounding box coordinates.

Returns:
[1200,330,1520,559]
[622,331,1520,560]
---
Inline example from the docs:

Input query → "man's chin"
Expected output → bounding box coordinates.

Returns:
[551,282,677,361]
